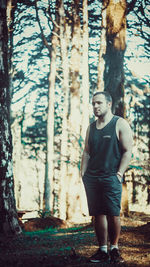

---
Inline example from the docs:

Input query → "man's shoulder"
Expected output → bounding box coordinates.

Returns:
[116,116,131,131]
[117,116,129,124]
[114,115,123,121]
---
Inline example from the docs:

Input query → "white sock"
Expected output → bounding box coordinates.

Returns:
[100,245,107,253]
[110,244,118,251]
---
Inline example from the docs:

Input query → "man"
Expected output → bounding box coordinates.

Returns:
[81,91,133,263]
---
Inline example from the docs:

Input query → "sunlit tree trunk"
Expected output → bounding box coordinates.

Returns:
[58,1,70,220]
[7,0,17,99]
[35,0,60,213]
[104,0,126,116]
[44,52,56,212]
[66,0,82,221]
[11,114,23,209]
[97,3,106,91]
[97,0,126,115]
[34,148,42,211]
[81,0,89,139]
[80,0,90,218]
[0,2,22,235]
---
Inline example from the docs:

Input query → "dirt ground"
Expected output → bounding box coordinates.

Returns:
[0,212,150,267]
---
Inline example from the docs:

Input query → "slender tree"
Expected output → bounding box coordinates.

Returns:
[11,114,23,209]
[66,0,81,221]
[79,0,90,217]
[58,0,70,220]
[35,0,61,212]
[0,0,22,235]
[81,0,89,139]
[97,2,106,91]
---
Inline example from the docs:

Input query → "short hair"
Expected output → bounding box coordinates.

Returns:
[93,91,112,103]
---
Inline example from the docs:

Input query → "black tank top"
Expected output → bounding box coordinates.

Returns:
[85,116,123,178]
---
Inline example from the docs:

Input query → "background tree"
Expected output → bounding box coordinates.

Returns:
[9,0,150,222]
[0,0,22,235]
[81,0,90,139]
[98,0,128,214]
[58,0,70,219]
[97,0,127,116]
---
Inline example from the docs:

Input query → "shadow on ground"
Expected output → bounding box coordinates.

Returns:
[0,212,150,266]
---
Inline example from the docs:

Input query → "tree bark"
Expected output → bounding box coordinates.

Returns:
[81,0,89,139]
[80,0,90,218]
[0,2,22,235]
[7,0,17,99]
[104,0,127,116]
[64,0,80,221]
[97,0,126,116]
[58,0,70,220]
[97,2,106,91]
[11,114,23,210]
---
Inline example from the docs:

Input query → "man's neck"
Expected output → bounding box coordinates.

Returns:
[96,112,113,128]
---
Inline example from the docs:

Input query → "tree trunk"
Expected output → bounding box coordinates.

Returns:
[66,0,82,221]
[11,114,23,210]
[58,1,70,220]
[35,0,60,213]
[80,0,90,218]
[104,0,126,116]
[81,0,89,139]
[43,53,56,213]
[0,2,22,235]
[98,0,126,116]
[97,3,106,91]
[7,0,17,99]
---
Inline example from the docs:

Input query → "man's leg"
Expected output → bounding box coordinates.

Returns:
[89,215,109,263]
[94,214,108,246]
[107,215,121,245]
[107,215,124,263]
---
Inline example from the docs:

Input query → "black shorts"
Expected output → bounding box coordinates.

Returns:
[82,175,122,216]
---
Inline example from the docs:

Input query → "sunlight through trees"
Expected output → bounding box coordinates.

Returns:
[0,0,149,232]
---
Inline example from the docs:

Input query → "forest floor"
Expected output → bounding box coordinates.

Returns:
[0,212,150,267]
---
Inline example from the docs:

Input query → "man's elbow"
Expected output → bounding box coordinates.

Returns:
[123,148,132,158]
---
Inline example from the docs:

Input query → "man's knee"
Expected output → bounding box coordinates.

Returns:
[107,215,120,223]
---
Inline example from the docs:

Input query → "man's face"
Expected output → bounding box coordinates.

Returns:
[92,94,111,117]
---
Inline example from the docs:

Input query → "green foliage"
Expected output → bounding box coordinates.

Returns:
[129,164,143,170]
[78,135,84,149]
[23,226,56,235]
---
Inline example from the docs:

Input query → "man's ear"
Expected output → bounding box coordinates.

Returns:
[108,102,112,108]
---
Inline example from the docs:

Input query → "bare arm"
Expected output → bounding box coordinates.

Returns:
[80,126,90,177]
[117,118,133,178]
